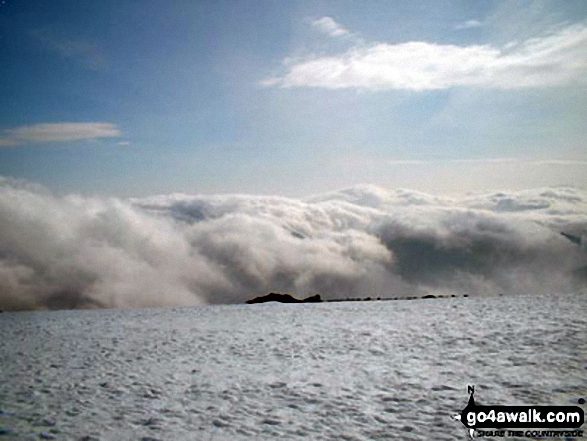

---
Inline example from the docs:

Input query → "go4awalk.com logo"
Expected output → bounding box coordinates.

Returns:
[453,386,585,439]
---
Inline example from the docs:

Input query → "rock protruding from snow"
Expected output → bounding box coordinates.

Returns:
[246,293,322,304]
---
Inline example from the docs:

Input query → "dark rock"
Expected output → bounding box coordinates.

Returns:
[141,417,161,428]
[422,295,437,299]
[561,231,582,246]
[246,293,299,304]
[39,432,56,440]
[246,293,322,304]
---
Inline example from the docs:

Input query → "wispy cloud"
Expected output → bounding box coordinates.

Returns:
[264,22,587,90]
[31,27,106,70]
[450,157,518,164]
[387,158,518,166]
[530,159,587,166]
[2,122,122,144]
[387,160,426,165]
[0,138,18,147]
[312,16,350,38]
[385,158,587,166]
[455,19,483,30]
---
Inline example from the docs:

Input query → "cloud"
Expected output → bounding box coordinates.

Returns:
[449,157,518,164]
[530,159,587,165]
[0,138,18,147]
[385,157,587,166]
[263,22,587,90]
[387,160,427,165]
[455,19,483,30]
[3,122,122,144]
[0,177,228,310]
[0,178,585,310]
[312,17,350,37]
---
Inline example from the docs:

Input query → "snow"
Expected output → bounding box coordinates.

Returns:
[1,294,586,440]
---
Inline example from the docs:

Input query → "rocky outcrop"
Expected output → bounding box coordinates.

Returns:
[245,293,323,304]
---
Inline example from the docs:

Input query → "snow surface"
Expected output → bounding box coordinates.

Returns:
[1,294,586,440]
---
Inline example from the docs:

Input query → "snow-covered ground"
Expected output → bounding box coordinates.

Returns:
[1,293,585,440]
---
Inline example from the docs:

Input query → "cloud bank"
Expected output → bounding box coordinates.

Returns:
[1,122,121,145]
[263,21,587,90]
[0,178,586,310]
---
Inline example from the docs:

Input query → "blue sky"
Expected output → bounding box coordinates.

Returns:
[1,0,586,197]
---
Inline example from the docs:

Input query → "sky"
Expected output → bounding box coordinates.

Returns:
[1,0,587,309]
[1,0,587,197]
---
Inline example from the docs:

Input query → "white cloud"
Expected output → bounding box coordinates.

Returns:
[312,16,350,37]
[455,19,483,30]
[263,22,587,90]
[1,178,585,310]
[3,122,122,143]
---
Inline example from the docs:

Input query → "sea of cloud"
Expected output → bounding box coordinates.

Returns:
[0,177,585,310]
